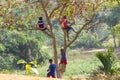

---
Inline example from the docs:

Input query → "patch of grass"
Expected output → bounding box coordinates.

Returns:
[37,63,49,77]
[64,57,102,78]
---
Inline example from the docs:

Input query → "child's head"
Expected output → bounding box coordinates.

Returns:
[49,59,53,64]
[39,17,43,20]
[60,48,64,53]
[63,16,66,19]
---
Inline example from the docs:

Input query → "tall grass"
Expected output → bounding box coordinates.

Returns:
[64,57,102,78]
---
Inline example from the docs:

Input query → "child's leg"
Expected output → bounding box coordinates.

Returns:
[71,27,77,33]
[60,72,63,78]
[63,29,69,41]
[34,24,39,29]
[60,63,66,73]
[47,72,51,77]
[62,64,66,72]
[67,26,77,33]
[66,31,69,41]
[59,64,66,78]
[52,75,56,78]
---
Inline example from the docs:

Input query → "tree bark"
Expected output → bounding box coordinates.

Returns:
[52,36,60,78]
[112,32,117,48]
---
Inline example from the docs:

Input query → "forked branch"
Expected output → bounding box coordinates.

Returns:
[66,14,96,49]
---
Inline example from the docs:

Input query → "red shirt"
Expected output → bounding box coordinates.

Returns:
[61,19,67,29]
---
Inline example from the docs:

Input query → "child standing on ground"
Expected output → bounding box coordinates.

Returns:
[59,48,67,78]
[47,59,56,78]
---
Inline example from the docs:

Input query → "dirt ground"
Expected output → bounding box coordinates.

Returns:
[0,74,64,80]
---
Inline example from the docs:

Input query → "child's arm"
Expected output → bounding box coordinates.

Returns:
[47,69,50,72]
[66,20,71,24]
[61,23,64,28]
[47,65,50,72]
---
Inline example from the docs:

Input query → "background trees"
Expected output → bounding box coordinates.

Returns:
[0,30,49,69]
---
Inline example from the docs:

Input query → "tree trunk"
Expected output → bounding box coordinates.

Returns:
[112,32,117,48]
[52,36,60,78]
[63,31,67,50]
[119,40,120,47]
[40,1,60,78]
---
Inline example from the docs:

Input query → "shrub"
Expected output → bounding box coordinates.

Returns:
[96,47,117,74]
[0,54,17,70]
[0,44,6,52]
[0,56,7,70]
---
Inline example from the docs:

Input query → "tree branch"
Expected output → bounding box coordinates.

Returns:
[40,1,54,36]
[58,1,68,23]
[27,28,52,37]
[44,0,50,8]
[66,14,96,48]
[49,6,60,18]
[86,20,103,31]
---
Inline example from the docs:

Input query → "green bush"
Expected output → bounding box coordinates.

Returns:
[0,54,17,70]
[0,44,6,52]
[96,47,117,75]
[0,56,8,69]
[0,30,50,70]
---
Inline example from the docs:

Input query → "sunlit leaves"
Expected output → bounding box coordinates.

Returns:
[112,24,120,38]
[0,0,42,30]
[102,1,119,10]
[0,0,119,32]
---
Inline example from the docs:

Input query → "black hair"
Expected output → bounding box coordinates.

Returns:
[49,59,53,63]
[39,17,43,20]
[60,48,64,52]
[63,16,66,19]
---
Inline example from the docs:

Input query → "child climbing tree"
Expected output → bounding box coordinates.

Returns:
[1,0,119,78]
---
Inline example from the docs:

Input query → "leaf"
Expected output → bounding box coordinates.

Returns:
[18,28,22,31]
[29,60,37,65]
[31,68,39,74]
[17,59,27,64]
[10,25,15,29]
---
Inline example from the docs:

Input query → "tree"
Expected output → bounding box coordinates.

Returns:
[104,1,120,48]
[0,0,118,78]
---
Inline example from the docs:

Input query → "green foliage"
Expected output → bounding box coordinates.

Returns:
[96,47,117,74]
[0,54,17,69]
[105,6,120,28]
[0,30,49,70]
[0,56,8,69]
[103,1,119,10]
[111,61,120,76]
[112,24,120,39]
[0,44,6,52]
[17,59,27,64]
[70,31,102,49]
[64,58,101,78]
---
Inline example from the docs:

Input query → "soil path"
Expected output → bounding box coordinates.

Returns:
[0,74,63,80]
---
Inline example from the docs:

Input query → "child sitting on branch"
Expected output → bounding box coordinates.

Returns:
[37,17,49,31]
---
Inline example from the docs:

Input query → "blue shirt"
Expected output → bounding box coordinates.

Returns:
[49,64,56,76]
